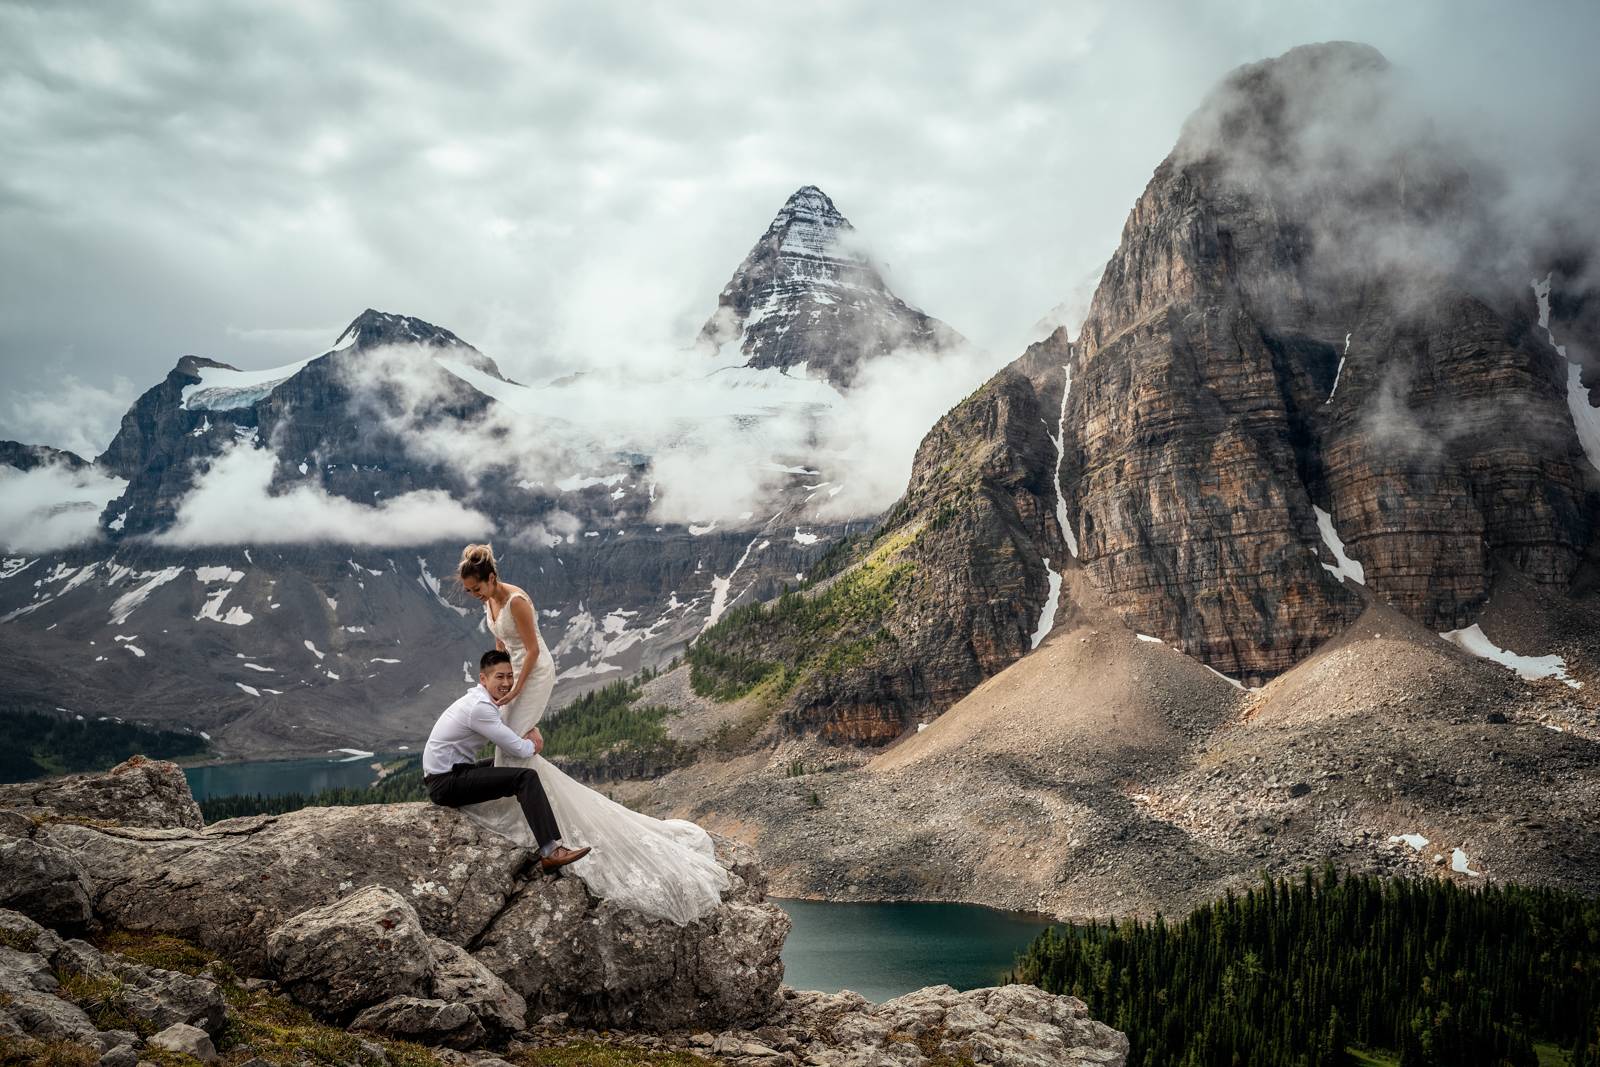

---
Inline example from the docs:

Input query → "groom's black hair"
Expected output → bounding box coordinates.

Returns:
[479,649,512,673]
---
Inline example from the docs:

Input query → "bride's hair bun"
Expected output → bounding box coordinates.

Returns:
[458,543,497,583]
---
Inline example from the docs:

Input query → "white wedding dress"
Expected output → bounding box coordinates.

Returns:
[461,589,730,925]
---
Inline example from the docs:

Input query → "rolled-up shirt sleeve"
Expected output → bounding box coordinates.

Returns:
[466,700,536,760]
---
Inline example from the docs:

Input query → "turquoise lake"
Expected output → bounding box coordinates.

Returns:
[183,752,392,801]
[775,897,1055,1002]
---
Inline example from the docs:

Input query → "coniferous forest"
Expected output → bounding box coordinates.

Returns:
[0,705,208,783]
[1014,865,1599,1067]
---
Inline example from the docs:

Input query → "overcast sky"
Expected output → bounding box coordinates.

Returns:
[3,0,1597,457]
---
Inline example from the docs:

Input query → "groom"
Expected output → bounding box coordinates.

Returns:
[422,649,590,871]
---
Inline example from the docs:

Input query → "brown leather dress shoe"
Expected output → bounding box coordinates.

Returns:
[539,844,592,872]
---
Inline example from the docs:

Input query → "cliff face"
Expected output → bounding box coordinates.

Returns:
[693,43,1600,743]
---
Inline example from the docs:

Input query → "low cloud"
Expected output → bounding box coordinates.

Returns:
[812,342,1003,520]
[0,462,126,552]
[1,375,138,459]
[341,334,1000,527]
[152,441,494,546]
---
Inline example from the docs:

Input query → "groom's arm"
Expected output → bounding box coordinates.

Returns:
[465,700,537,760]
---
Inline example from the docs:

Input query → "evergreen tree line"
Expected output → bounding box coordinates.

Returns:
[197,757,429,821]
[1014,865,1599,1067]
[539,675,678,764]
[0,705,208,783]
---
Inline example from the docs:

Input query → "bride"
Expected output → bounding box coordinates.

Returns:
[453,543,730,925]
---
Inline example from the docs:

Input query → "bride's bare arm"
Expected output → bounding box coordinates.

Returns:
[495,594,541,706]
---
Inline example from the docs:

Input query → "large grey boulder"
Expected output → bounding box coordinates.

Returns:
[472,875,790,1030]
[48,789,785,1031]
[0,755,202,830]
[49,804,531,971]
[0,810,94,929]
[265,885,435,1016]
[267,885,525,1048]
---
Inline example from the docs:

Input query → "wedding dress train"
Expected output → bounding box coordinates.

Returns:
[461,589,730,925]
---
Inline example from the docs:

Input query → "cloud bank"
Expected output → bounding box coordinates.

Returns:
[3,375,138,459]
[341,335,1000,526]
[6,0,1598,449]
[152,442,494,546]
[0,462,126,552]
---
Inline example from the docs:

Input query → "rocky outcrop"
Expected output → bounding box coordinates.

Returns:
[698,186,964,390]
[2,762,1129,1062]
[0,754,202,830]
[268,885,525,1048]
[520,983,1130,1066]
[0,906,224,1048]
[45,801,788,1030]
[0,811,93,930]
[0,440,89,472]
[777,983,1129,1067]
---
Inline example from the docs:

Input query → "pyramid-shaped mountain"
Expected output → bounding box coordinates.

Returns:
[697,186,963,389]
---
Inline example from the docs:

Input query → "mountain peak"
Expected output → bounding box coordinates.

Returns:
[333,309,472,353]
[696,187,961,388]
[1176,41,1392,167]
[761,186,855,261]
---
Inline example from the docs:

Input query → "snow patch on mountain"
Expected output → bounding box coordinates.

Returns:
[196,587,253,626]
[1439,623,1579,688]
[1314,507,1365,585]
[1030,558,1062,649]
[1534,275,1600,475]
[181,356,316,411]
[418,556,470,616]
[194,566,244,583]
[1049,365,1079,558]
[109,566,185,626]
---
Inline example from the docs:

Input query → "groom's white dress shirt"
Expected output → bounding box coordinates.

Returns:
[423,684,535,776]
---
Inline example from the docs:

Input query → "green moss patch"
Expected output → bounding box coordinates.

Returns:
[512,1042,715,1066]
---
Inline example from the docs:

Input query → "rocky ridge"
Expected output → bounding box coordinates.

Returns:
[0,304,855,755]
[0,757,1128,1065]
